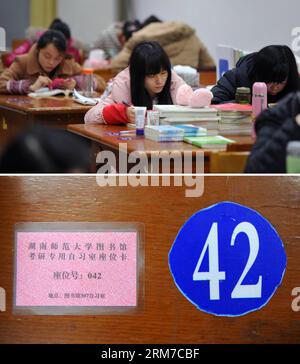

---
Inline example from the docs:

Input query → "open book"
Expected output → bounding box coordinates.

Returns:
[28,87,73,98]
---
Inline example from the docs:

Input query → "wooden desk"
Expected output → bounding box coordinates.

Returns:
[68,124,254,173]
[0,95,91,153]
[0,176,299,343]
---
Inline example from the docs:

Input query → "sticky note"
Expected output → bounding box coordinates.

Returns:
[14,223,143,315]
[0,287,5,312]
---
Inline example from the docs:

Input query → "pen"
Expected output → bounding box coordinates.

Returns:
[122,101,131,107]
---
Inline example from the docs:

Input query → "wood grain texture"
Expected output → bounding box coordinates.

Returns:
[68,124,254,157]
[0,176,299,344]
[0,96,91,153]
[68,124,254,173]
[0,95,91,114]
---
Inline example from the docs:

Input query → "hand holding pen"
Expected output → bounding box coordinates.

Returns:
[123,101,136,124]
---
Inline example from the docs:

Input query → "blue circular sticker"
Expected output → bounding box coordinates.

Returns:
[169,202,287,317]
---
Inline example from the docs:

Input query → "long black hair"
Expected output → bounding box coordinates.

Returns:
[49,18,71,40]
[250,45,300,94]
[129,41,173,109]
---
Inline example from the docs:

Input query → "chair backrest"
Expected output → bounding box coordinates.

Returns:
[210,151,250,173]
[12,38,27,50]
[199,70,216,86]
[0,52,8,70]
[94,68,117,82]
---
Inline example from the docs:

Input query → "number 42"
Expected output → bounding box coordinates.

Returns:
[193,222,262,301]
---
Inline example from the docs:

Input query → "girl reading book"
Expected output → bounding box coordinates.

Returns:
[0,30,106,94]
[84,41,190,125]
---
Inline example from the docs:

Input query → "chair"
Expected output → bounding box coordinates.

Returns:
[210,151,250,173]
[199,69,217,86]
[1,52,9,69]
[12,39,27,50]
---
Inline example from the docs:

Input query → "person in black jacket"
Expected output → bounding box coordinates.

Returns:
[211,45,300,104]
[245,92,300,173]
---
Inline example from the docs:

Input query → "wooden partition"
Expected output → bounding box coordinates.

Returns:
[0,176,299,343]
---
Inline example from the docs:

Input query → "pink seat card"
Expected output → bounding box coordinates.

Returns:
[13,223,144,315]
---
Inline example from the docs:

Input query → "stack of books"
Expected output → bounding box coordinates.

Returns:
[153,105,220,135]
[144,125,184,142]
[183,135,235,151]
[213,103,253,136]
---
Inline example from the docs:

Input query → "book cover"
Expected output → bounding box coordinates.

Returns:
[184,135,235,149]
[213,103,252,113]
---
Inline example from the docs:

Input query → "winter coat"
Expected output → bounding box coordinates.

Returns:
[245,92,300,173]
[110,21,215,73]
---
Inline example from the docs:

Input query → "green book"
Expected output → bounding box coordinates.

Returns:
[184,136,235,150]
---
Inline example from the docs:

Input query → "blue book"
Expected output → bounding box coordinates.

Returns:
[173,124,208,136]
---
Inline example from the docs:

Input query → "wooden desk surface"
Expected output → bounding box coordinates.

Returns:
[0,176,299,344]
[0,95,91,115]
[0,96,92,154]
[68,124,254,157]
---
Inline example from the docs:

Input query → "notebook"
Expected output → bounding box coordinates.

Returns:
[184,136,235,150]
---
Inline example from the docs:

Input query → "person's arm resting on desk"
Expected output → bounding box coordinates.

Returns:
[84,68,131,124]
[0,61,33,94]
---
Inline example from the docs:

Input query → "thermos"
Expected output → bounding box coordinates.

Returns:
[252,82,268,117]
[251,82,268,138]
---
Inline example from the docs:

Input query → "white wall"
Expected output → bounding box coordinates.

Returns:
[57,0,118,45]
[131,0,300,62]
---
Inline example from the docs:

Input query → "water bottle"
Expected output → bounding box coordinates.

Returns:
[251,82,268,139]
[286,141,300,173]
[82,68,94,97]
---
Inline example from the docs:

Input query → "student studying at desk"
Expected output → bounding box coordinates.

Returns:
[84,41,212,125]
[0,30,106,94]
[211,45,300,105]
[4,18,82,67]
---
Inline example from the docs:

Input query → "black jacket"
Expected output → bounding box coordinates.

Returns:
[245,92,300,173]
[211,53,293,105]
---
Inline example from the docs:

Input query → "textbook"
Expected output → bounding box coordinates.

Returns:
[160,117,219,134]
[213,103,252,113]
[154,105,220,135]
[28,87,73,98]
[145,125,184,142]
[173,124,208,137]
[213,103,252,136]
[153,104,218,118]
[183,135,235,150]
